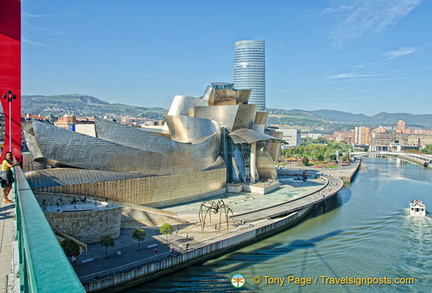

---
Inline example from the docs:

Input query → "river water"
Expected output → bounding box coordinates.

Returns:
[127,156,432,292]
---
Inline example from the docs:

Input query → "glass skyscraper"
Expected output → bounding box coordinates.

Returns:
[233,40,266,111]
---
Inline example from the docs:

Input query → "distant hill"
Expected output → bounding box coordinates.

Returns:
[22,94,167,120]
[368,112,432,129]
[311,109,432,129]
[21,94,432,132]
[267,109,332,131]
[311,110,370,123]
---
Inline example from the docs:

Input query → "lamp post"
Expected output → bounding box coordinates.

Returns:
[2,90,16,152]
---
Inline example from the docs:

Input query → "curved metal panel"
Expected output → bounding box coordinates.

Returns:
[212,89,237,106]
[194,105,237,131]
[194,104,257,132]
[228,128,286,144]
[254,111,268,124]
[95,117,172,154]
[252,124,265,133]
[25,168,146,189]
[233,104,257,130]
[236,89,252,105]
[166,95,208,117]
[233,147,246,181]
[25,119,222,176]
[266,130,283,161]
[25,120,170,175]
[256,142,278,180]
[94,117,221,173]
[201,86,215,101]
[201,155,226,171]
[162,95,208,133]
[164,115,220,144]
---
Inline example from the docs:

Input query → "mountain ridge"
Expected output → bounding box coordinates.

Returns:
[20,94,432,131]
[21,94,167,120]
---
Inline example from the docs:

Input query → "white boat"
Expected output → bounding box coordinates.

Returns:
[409,200,426,217]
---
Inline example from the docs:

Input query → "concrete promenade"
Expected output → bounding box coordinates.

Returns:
[0,200,17,293]
[73,164,357,291]
[74,175,330,279]
[73,177,328,277]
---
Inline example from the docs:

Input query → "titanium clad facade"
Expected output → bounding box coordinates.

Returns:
[234,40,266,111]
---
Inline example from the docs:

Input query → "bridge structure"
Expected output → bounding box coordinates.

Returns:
[352,151,432,166]
[1,2,84,290]
[1,167,86,292]
[0,0,22,162]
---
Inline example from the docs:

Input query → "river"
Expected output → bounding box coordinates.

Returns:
[127,156,432,292]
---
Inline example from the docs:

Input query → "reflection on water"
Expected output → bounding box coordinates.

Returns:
[399,214,432,284]
[127,157,432,292]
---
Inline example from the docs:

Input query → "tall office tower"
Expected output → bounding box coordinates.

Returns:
[396,120,406,134]
[354,127,371,145]
[234,40,266,111]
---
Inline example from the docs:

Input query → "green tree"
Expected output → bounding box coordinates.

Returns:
[340,155,349,162]
[160,223,174,244]
[60,239,80,258]
[302,156,309,166]
[421,145,432,154]
[100,235,115,258]
[132,228,146,251]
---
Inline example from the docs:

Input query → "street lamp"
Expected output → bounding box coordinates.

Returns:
[2,90,16,152]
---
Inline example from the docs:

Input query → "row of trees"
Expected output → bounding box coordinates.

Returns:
[61,223,175,259]
[281,138,353,162]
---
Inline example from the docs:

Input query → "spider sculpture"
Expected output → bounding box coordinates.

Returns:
[198,199,235,233]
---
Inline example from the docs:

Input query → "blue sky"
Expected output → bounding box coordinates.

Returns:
[22,0,431,116]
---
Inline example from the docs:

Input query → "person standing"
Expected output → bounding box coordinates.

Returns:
[1,152,20,203]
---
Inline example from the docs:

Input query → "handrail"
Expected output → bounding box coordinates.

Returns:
[14,167,86,292]
[79,251,176,284]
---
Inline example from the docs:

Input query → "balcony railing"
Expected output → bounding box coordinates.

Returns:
[14,167,85,292]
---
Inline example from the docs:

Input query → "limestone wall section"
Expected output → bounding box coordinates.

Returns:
[120,207,185,227]
[44,207,122,243]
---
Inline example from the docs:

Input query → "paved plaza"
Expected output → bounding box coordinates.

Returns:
[72,174,333,280]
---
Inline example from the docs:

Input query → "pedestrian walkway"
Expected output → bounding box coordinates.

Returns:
[0,200,16,293]
[71,174,343,282]
[74,226,206,281]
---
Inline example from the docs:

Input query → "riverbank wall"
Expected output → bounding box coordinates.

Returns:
[338,159,361,185]
[80,173,347,292]
[83,207,313,292]
[385,153,432,170]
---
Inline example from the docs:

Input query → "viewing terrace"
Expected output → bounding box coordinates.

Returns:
[0,167,86,292]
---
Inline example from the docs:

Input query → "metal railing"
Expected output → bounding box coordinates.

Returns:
[14,167,85,292]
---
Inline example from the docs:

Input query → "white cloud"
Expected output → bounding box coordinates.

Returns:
[22,38,47,47]
[355,62,373,69]
[322,73,382,80]
[23,13,56,18]
[382,47,419,60]
[323,0,422,48]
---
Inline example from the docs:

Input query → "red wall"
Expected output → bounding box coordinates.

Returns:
[0,0,22,162]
